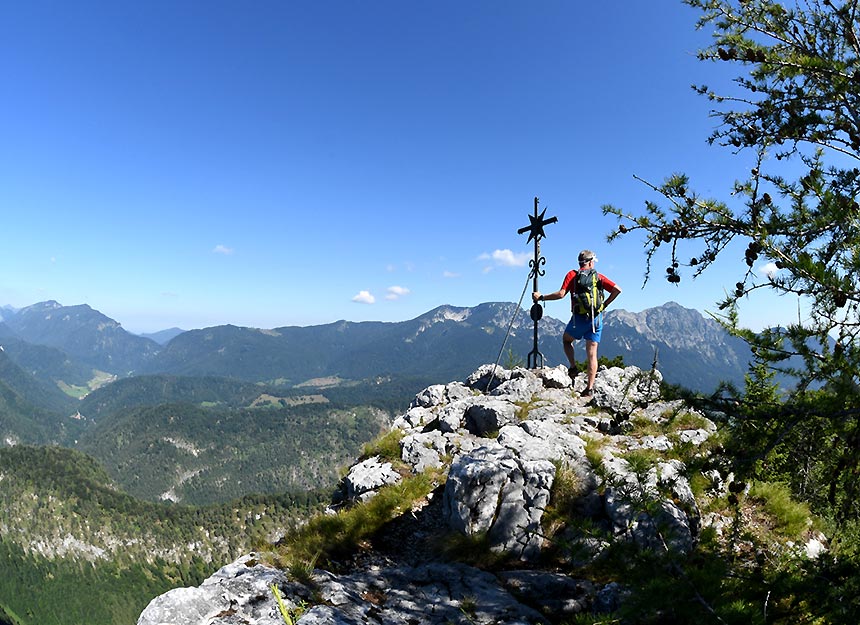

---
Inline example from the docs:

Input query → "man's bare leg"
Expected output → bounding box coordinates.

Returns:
[563,333,576,371]
[585,340,598,390]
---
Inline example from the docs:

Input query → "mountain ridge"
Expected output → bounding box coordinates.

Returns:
[0,299,755,396]
[2,300,160,374]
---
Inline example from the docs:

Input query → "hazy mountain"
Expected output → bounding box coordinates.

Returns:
[0,321,16,339]
[143,303,553,384]
[599,301,751,391]
[0,299,758,398]
[143,301,752,392]
[139,327,186,345]
[3,301,160,374]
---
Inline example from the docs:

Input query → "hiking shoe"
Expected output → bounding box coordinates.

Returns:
[580,387,594,398]
[568,365,578,379]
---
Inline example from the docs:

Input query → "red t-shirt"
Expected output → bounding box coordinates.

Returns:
[560,270,617,312]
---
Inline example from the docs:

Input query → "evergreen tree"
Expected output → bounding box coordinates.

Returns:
[604,0,860,523]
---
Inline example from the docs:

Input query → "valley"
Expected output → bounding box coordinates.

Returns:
[0,298,762,625]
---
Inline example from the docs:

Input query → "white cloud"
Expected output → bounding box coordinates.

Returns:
[352,290,376,304]
[385,285,411,300]
[443,270,460,279]
[759,262,779,279]
[213,244,234,255]
[480,249,530,267]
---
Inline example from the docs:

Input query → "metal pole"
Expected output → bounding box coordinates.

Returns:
[517,197,557,370]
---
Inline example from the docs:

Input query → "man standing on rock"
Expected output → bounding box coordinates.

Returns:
[532,249,622,398]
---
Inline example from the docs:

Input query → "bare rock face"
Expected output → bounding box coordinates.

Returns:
[138,363,729,625]
[341,456,400,502]
[443,442,556,560]
[139,556,547,625]
[136,555,295,625]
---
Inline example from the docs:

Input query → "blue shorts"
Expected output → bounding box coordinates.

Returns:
[564,314,602,343]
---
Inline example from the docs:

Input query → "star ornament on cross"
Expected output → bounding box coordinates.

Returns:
[518,205,558,244]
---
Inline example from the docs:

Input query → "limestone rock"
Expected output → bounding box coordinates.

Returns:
[465,398,519,435]
[342,456,400,502]
[591,366,662,414]
[533,364,574,389]
[136,554,298,625]
[466,363,512,392]
[443,442,555,560]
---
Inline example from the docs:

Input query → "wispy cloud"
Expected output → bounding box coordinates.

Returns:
[759,261,779,279]
[443,270,460,279]
[352,290,376,304]
[385,285,411,300]
[213,244,234,255]
[479,249,530,268]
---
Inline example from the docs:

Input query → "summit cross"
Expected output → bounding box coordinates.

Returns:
[517,197,557,369]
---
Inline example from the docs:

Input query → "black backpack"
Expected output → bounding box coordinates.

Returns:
[573,268,604,318]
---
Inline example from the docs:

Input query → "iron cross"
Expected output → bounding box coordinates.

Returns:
[518,197,557,369]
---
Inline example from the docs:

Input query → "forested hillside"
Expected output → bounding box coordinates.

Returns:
[0,445,327,625]
[76,400,389,504]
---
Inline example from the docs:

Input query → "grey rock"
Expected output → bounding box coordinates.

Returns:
[702,469,725,494]
[490,372,544,402]
[498,570,593,618]
[466,363,512,392]
[658,460,697,509]
[137,363,743,625]
[498,420,586,462]
[411,384,447,408]
[465,398,519,435]
[591,366,662,414]
[309,563,547,625]
[528,388,583,420]
[400,431,446,472]
[444,381,474,403]
[629,399,687,423]
[437,398,475,433]
[136,554,297,625]
[676,428,713,446]
[411,381,476,409]
[343,456,400,502]
[443,443,555,560]
[393,405,435,429]
[295,605,362,625]
[593,581,628,614]
[533,364,574,389]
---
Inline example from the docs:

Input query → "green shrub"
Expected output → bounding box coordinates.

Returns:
[360,429,405,463]
[274,470,440,569]
[749,481,812,539]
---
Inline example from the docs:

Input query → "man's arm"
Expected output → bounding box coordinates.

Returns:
[603,284,622,309]
[532,289,566,303]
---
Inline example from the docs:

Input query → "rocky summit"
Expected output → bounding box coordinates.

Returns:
[137,364,824,625]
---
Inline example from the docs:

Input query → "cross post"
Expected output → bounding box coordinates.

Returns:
[517,197,557,369]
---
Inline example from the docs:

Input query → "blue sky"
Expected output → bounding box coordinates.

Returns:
[1,1,797,333]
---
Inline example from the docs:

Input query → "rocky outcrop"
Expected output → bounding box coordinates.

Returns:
[135,364,742,624]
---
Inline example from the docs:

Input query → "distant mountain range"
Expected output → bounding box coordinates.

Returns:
[2,301,160,374]
[0,298,761,504]
[0,299,755,405]
[139,327,186,345]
